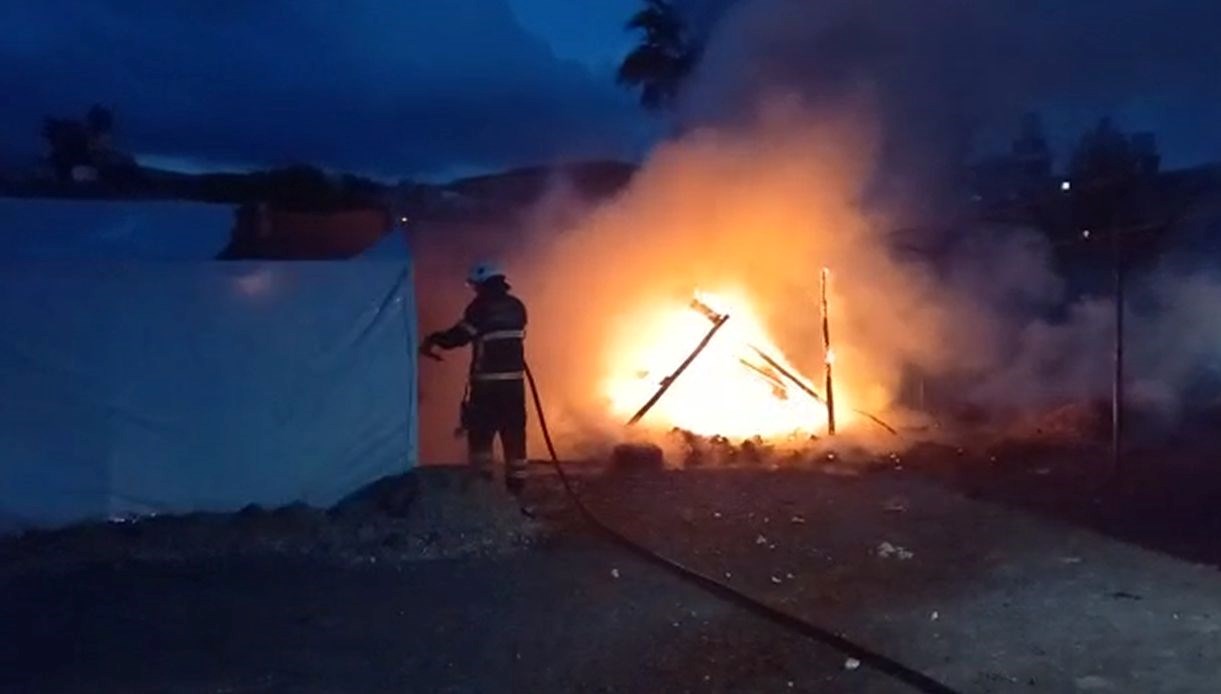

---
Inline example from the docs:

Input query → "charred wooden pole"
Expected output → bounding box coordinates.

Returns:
[821,267,836,436]
[627,312,730,426]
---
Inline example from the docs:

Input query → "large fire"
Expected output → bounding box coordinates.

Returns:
[603,289,849,440]
[407,112,943,462]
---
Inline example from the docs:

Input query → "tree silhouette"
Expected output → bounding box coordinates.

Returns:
[86,104,114,137]
[617,0,698,110]
[41,117,90,182]
[1070,118,1143,188]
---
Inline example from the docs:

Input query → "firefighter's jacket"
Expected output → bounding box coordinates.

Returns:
[429,283,527,381]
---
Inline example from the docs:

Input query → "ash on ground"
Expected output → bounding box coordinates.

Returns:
[0,468,554,580]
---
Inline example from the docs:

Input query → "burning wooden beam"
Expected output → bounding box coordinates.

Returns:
[691,295,826,403]
[821,267,836,436]
[689,292,900,437]
[737,357,789,399]
[748,346,824,404]
[626,310,731,426]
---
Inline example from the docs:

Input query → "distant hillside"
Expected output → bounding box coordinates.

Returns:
[446,160,636,202]
[402,160,637,224]
[0,159,638,221]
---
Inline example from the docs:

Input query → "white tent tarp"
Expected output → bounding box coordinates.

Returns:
[0,199,418,533]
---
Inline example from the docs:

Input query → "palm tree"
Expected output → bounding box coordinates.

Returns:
[617,0,698,110]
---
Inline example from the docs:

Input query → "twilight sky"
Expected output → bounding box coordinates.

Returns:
[0,0,649,180]
[4,1,1221,180]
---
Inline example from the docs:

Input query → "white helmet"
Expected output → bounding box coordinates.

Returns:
[466,260,505,285]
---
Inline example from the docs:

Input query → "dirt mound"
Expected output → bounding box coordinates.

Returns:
[0,468,549,579]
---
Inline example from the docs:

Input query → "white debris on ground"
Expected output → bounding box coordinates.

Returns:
[883,496,909,513]
[876,541,914,560]
[844,658,861,671]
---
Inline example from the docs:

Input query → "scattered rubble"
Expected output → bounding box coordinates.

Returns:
[883,497,909,513]
[611,442,665,472]
[876,541,914,561]
[664,428,887,473]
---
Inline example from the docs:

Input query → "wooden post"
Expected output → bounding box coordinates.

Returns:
[821,267,836,436]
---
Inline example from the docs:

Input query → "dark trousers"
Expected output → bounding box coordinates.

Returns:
[466,379,528,494]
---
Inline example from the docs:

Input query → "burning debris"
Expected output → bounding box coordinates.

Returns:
[671,429,786,468]
[606,290,835,441]
[610,288,898,456]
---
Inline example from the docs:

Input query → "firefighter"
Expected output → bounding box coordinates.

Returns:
[420,261,529,497]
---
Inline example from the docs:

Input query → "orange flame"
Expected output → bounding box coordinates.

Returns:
[603,289,849,439]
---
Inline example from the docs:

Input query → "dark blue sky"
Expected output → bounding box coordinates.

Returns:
[5,1,1221,180]
[0,0,650,180]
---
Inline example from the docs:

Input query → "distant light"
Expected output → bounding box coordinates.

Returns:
[1060,180,1072,192]
[399,216,409,224]
[1082,229,1091,239]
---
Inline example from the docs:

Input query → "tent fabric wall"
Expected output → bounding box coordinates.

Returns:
[0,199,418,533]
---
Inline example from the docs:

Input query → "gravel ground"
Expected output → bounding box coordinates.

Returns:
[577,465,1221,693]
[2,529,901,693]
[7,458,1221,693]
[898,438,1221,568]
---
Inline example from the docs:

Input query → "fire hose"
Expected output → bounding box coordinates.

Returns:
[523,364,960,694]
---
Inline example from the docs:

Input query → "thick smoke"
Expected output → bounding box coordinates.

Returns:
[415,1,1221,461]
[668,0,1221,424]
[682,0,1221,173]
[505,102,1033,452]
